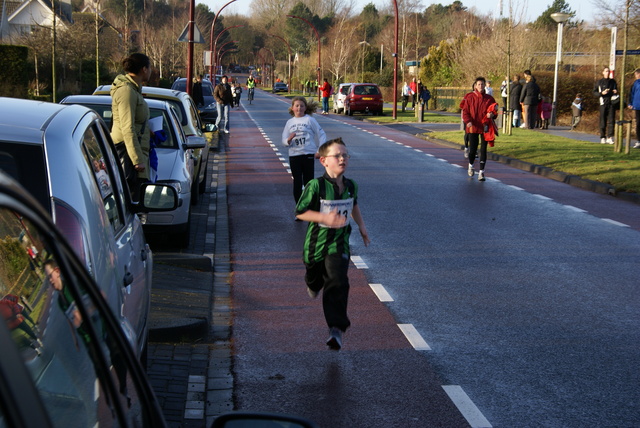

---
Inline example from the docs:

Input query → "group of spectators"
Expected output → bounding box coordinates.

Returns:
[401,77,431,112]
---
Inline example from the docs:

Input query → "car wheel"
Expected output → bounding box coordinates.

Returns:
[174,218,191,249]
[191,182,199,205]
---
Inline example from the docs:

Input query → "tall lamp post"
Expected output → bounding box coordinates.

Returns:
[287,15,321,101]
[550,12,570,126]
[268,34,292,93]
[209,0,238,79]
[216,40,239,73]
[392,0,398,119]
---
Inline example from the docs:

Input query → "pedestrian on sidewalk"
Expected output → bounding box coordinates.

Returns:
[520,70,540,130]
[110,53,152,202]
[410,77,418,110]
[319,78,332,114]
[540,96,552,129]
[509,74,523,128]
[214,75,232,133]
[282,96,327,205]
[571,93,583,130]
[460,77,497,182]
[627,68,640,149]
[401,82,411,112]
[593,66,618,144]
[295,137,370,351]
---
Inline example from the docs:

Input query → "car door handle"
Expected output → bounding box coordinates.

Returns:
[123,265,134,287]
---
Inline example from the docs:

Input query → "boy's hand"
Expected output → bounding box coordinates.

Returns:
[323,210,347,228]
[360,229,371,247]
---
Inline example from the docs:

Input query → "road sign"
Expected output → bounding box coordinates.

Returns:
[178,22,205,43]
[615,50,640,55]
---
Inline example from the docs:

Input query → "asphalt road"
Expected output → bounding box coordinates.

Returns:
[224,88,640,427]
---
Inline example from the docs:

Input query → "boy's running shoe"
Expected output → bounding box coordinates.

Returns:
[326,327,342,350]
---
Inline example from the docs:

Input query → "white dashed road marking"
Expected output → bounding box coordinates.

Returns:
[397,324,431,351]
[442,385,493,428]
[369,283,394,302]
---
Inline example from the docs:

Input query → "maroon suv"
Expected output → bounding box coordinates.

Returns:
[343,83,384,116]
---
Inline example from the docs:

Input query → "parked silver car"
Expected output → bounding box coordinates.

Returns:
[94,85,211,204]
[61,95,205,248]
[332,83,353,114]
[0,98,178,359]
[0,170,318,428]
[169,78,218,125]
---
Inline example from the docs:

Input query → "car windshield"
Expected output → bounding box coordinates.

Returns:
[148,109,178,149]
[340,86,351,95]
[77,104,178,149]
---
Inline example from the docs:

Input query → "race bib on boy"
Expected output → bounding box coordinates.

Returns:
[319,198,354,228]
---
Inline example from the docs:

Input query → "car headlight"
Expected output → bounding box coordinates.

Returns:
[158,180,183,194]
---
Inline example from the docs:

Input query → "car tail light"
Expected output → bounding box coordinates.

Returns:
[53,200,92,275]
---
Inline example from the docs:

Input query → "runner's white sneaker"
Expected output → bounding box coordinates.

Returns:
[478,171,485,181]
[464,147,469,158]
[633,142,640,149]
[467,164,474,177]
[606,137,614,144]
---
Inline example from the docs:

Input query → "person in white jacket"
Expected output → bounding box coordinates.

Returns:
[282,97,327,206]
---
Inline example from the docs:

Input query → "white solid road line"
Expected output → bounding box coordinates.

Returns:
[397,324,431,351]
[442,385,492,428]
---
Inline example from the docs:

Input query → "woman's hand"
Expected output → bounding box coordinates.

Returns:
[134,163,145,172]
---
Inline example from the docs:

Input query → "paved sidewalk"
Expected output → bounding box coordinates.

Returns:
[146,133,234,428]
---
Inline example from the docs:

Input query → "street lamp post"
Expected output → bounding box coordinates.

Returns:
[216,40,239,72]
[392,0,398,119]
[209,0,238,79]
[359,40,370,82]
[551,12,570,126]
[186,0,195,95]
[287,15,321,101]
[268,34,292,93]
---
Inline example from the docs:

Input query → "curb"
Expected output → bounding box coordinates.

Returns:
[148,253,214,343]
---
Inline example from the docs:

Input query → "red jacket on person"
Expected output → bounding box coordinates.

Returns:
[482,102,499,146]
[460,90,496,134]
[320,81,332,98]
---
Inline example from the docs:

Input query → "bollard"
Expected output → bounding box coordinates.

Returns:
[417,103,424,122]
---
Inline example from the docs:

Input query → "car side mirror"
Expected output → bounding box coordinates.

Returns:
[184,135,207,150]
[211,412,319,428]
[133,183,179,212]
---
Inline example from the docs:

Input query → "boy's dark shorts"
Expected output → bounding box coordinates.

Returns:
[305,253,349,294]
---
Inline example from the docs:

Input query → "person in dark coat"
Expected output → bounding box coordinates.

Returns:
[192,75,204,107]
[214,75,233,133]
[519,70,540,129]
[593,66,618,144]
[509,74,523,128]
